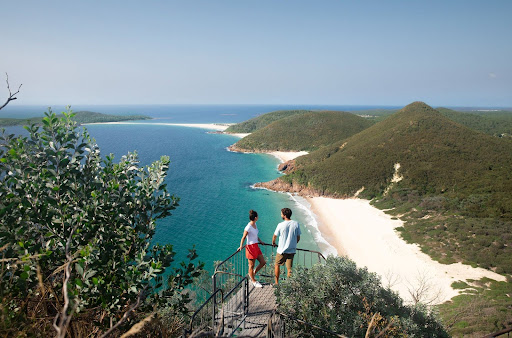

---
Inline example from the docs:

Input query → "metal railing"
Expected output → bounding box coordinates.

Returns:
[184,244,325,337]
[484,327,512,338]
[184,289,224,337]
[184,277,249,337]
[213,243,325,295]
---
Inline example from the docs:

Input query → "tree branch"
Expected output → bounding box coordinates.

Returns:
[0,72,22,111]
[53,223,80,338]
[99,285,148,338]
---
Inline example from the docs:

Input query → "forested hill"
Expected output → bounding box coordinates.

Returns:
[271,101,512,274]
[0,111,151,126]
[230,111,373,152]
[286,102,512,200]
[224,110,311,133]
[436,107,512,137]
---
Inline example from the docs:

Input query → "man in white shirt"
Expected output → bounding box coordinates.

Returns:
[272,208,301,284]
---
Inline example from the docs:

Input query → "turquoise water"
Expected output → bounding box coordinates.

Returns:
[85,123,326,272]
[2,105,340,272]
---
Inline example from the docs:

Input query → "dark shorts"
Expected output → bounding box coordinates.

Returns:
[275,252,295,269]
[246,243,262,260]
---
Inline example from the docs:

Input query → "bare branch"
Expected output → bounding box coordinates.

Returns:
[53,223,80,338]
[99,286,148,338]
[0,72,22,111]
[405,269,444,306]
[119,313,156,338]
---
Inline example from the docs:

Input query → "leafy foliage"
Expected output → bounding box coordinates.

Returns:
[225,110,311,133]
[276,256,448,337]
[0,110,151,127]
[232,111,373,152]
[0,110,203,336]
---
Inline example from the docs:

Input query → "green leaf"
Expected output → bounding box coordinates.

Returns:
[20,272,29,280]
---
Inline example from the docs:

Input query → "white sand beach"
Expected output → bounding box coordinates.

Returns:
[85,122,234,131]
[229,133,251,138]
[307,197,506,304]
[166,123,233,131]
[269,151,309,163]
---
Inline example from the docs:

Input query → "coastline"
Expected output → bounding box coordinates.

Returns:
[214,122,506,304]
[305,197,506,304]
[269,151,308,163]
[83,122,234,131]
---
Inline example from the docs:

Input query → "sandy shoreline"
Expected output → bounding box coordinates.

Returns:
[95,121,505,303]
[306,197,506,303]
[85,121,234,131]
[268,151,309,163]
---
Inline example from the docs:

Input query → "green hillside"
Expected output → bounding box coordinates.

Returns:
[437,107,512,137]
[224,110,311,133]
[281,102,512,273]
[0,111,151,126]
[232,111,373,152]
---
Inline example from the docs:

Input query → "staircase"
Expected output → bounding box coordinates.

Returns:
[183,243,325,337]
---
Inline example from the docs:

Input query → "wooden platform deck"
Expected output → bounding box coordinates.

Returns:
[221,282,276,337]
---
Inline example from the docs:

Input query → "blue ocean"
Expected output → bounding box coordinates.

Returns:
[2,104,395,271]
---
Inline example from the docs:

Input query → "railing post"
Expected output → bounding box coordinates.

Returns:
[244,277,249,315]
[212,273,217,331]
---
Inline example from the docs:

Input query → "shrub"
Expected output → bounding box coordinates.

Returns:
[276,256,448,337]
[0,110,203,336]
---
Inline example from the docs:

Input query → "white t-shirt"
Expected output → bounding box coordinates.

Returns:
[274,220,301,254]
[244,222,259,245]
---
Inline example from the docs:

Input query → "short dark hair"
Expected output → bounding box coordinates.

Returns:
[281,208,292,219]
[249,209,258,221]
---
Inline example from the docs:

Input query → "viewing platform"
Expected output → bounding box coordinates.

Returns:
[183,243,328,337]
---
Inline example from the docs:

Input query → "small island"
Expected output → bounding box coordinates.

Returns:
[0,110,151,127]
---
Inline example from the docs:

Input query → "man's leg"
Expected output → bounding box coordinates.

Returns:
[274,263,280,284]
[275,253,286,284]
[285,256,293,277]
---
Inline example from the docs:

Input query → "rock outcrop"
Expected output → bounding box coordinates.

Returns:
[254,178,323,197]
[277,160,296,173]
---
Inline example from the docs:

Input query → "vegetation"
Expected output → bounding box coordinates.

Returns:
[0,110,151,126]
[276,256,448,337]
[224,109,311,133]
[438,278,512,336]
[232,111,373,152]
[437,107,512,137]
[0,110,203,336]
[282,102,512,274]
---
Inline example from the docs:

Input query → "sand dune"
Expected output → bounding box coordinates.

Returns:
[307,197,506,304]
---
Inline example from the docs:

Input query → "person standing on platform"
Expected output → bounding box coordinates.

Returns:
[272,207,301,284]
[238,210,266,287]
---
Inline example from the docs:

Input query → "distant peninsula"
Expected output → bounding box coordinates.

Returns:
[0,111,151,127]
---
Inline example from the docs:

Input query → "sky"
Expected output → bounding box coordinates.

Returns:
[1,0,511,107]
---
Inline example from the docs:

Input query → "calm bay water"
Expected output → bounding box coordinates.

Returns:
[85,123,325,271]
[87,124,326,267]
[3,104,380,271]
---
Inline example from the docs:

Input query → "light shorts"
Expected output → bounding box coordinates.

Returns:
[275,252,295,269]
[246,243,262,260]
